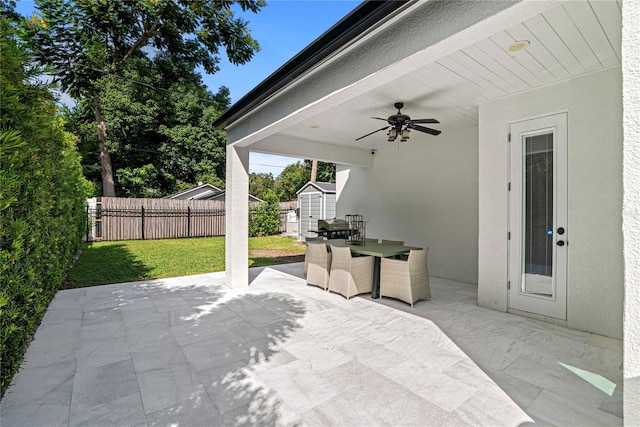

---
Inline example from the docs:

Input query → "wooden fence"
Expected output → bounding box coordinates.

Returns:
[86,197,297,242]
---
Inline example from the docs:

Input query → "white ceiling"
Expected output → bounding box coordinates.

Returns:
[275,0,621,152]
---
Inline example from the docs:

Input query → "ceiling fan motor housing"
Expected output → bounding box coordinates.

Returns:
[389,114,411,126]
[354,101,440,141]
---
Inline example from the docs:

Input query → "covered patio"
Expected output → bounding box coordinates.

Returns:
[217,1,639,422]
[0,263,622,426]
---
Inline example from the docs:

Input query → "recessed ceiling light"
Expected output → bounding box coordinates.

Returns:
[310,124,320,129]
[507,40,530,52]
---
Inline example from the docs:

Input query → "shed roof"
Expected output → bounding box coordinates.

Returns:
[297,181,336,195]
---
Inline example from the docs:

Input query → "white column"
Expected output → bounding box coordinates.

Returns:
[225,144,250,288]
[622,0,640,424]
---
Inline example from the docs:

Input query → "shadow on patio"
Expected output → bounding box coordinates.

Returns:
[0,263,624,426]
[1,272,308,426]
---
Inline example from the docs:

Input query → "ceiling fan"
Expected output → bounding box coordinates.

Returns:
[355,102,441,142]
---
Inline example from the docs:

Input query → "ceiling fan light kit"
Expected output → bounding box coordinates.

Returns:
[356,102,441,143]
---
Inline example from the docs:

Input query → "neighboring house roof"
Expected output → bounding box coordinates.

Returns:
[166,183,263,202]
[165,183,222,200]
[213,1,409,130]
[297,181,336,195]
[208,191,263,203]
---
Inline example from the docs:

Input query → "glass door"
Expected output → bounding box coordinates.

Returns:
[509,113,567,320]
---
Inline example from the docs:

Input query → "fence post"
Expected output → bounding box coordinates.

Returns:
[86,204,90,241]
[187,206,191,238]
[95,198,102,241]
[141,206,145,240]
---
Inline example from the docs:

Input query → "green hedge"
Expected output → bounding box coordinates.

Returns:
[0,21,87,394]
[249,191,281,237]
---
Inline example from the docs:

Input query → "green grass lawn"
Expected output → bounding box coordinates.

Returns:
[65,236,306,288]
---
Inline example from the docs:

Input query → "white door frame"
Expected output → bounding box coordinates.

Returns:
[509,112,568,320]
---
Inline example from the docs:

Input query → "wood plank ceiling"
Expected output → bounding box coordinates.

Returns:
[279,0,622,149]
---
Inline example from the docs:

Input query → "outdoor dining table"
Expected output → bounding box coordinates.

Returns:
[326,239,422,298]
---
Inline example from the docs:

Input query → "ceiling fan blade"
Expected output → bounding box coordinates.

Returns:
[371,117,389,122]
[355,126,390,141]
[408,124,442,136]
[410,118,440,124]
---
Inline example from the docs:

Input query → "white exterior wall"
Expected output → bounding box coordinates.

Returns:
[478,67,623,339]
[225,145,250,288]
[622,0,640,422]
[337,127,479,284]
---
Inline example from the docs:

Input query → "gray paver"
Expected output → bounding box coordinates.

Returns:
[69,393,146,427]
[144,390,224,426]
[136,363,205,414]
[69,359,139,415]
[0,264,624,426]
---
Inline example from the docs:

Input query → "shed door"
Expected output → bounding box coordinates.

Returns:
[299,192,323,240]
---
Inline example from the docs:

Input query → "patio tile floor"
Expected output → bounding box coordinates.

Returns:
[0,263,623,426]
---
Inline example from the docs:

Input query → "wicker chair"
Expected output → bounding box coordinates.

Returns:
[304,237,325,276]
[380,248,431,307]
[328,245,374,299]
[306,242,332,290]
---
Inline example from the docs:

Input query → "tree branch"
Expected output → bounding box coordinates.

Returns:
[115,18,162,68]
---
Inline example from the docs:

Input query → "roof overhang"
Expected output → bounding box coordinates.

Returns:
[217,0,621,166]
[213,0,411,130]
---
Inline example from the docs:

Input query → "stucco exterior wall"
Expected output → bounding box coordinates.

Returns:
[336,127,479,284]
[478,67,623,339]
[225,145,250,288]
[622,0,640,422]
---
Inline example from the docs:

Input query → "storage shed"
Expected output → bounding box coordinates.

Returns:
[297,182,336,241]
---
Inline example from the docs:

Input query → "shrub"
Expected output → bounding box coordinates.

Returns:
[249,191,281,237]
[0,20,87,394]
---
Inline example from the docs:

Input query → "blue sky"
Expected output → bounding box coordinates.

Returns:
[15,0,361,177]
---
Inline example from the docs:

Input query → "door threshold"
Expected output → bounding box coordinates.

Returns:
[508,307,567,327]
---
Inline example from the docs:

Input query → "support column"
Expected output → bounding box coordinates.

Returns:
[226,144,250,288]
[622,0,640,424]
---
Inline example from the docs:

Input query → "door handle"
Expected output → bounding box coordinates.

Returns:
[556,240,566,247]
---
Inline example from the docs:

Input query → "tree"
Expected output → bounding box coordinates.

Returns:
[24,0,263,196]
[0,1,20,23]
[304,159,335,183]
[272,160,335,202]
[275,162,309,202]
[63,55,230,197]
[249,172,276,201]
